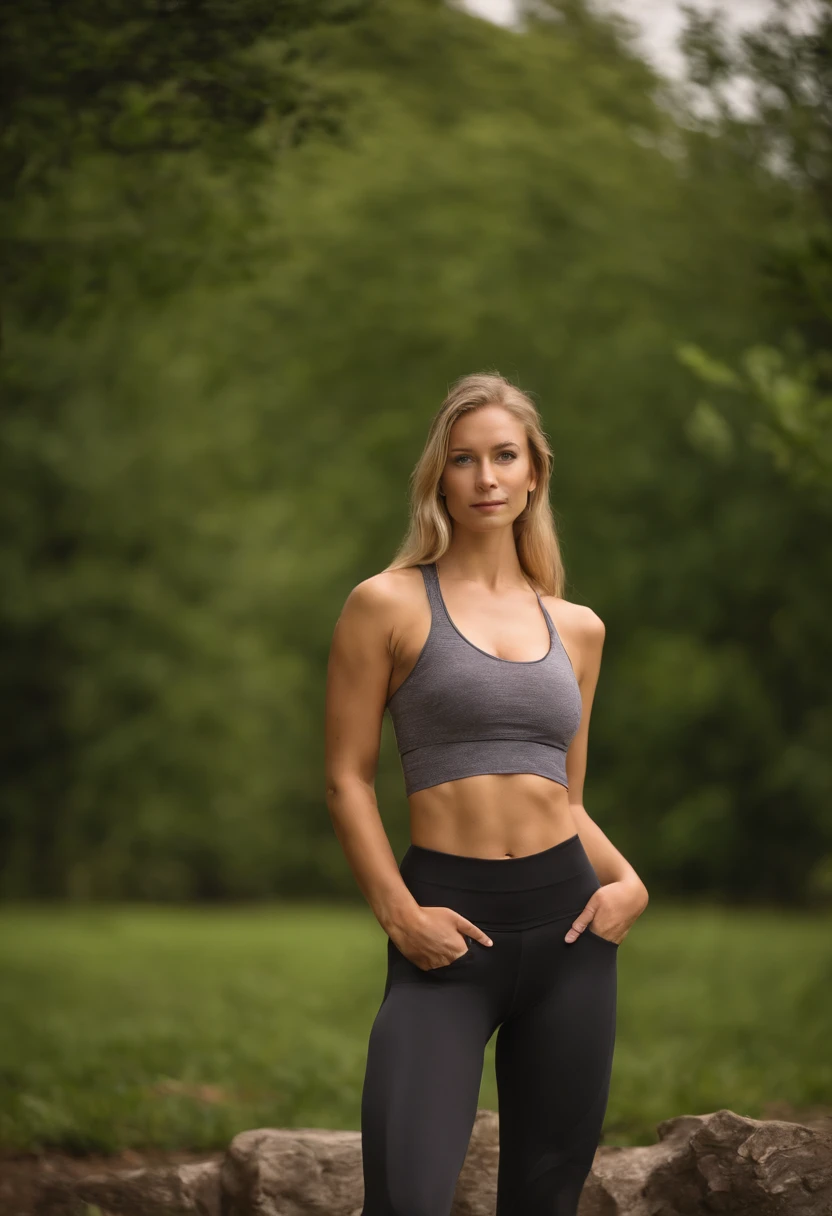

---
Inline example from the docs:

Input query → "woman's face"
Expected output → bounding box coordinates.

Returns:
[439,405,537,530]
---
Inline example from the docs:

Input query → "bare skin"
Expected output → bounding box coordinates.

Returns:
[325,404,649,971]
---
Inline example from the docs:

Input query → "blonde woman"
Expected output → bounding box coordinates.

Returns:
[325,372,648,1215]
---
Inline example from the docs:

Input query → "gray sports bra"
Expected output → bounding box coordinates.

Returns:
[386,562,583,797]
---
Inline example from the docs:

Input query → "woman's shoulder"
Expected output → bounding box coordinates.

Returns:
[540,594,605,644]
[338,565,427,627]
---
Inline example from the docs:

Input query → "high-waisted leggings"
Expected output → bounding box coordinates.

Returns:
[359,832,618,1216]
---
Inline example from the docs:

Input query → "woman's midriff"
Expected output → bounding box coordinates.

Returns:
[407,772,577,859]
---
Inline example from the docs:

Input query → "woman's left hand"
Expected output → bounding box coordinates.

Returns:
[564,878,648,946]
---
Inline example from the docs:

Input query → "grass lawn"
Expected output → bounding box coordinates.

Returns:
[1,903,830,1153]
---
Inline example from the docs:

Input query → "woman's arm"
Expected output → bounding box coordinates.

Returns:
[325,576,493,966]
[559,603,649,941]
[324,576,422,935]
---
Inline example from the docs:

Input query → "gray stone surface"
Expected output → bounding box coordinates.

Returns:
[33,1106,832,1216]
[585,1109,832,1215]
[220,1126,364,1216]
[36,1159,220,1216]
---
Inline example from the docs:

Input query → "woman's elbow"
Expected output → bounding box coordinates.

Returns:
[325,768,375,809]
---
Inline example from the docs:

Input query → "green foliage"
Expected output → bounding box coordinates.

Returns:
[677,0,832,495]
[680,341,832,492]
[669,0,832,904]
[1,0,830,900]
[1,0,367,187]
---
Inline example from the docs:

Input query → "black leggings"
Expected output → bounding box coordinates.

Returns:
[360,832,618,1216]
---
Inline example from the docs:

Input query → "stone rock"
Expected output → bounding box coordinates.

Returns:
[586,1108,832,1215]
[33,1107,832,1216]
[218,1108,501,1216]
[449,1108,500,1214]
[35,1159,220,1216]
[220,1126,364,1216]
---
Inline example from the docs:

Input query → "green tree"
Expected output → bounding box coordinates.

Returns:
[2,0,819,901]
[672,0,832,900]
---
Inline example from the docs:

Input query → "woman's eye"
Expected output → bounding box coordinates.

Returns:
[452,452,517,465]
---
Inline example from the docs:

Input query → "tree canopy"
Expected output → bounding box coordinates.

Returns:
[2,0,829,902]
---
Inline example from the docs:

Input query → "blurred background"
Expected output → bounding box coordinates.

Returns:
[1,0,830,1165]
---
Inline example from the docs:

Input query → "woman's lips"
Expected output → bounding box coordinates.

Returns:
[472,501,506,510]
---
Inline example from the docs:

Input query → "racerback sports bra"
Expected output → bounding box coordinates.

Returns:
[386,562,583,797]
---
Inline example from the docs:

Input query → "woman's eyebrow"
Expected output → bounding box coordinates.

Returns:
[449,441,520,452]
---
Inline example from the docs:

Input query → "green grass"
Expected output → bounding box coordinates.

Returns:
[1,903,830,1152]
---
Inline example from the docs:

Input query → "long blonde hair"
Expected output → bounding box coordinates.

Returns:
[386,372,566,598]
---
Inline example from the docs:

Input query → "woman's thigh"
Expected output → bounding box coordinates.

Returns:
[493,917,619,1215]
[360,947,499,1216]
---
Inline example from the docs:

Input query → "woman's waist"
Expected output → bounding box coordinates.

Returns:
[407,773,574,854]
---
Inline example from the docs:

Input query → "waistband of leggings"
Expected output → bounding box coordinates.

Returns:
[400,832,588,892]
[398,833,600,930]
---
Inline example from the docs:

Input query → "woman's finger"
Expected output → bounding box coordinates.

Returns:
[564,899,600,943]
[458,919,493,947]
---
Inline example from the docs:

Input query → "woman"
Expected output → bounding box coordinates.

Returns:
[325,372,649,1216]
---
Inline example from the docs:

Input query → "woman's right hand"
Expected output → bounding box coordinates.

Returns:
[391,906,493,970]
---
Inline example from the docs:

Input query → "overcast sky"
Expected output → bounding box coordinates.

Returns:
[458,0,780,78]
